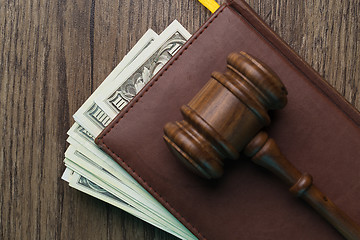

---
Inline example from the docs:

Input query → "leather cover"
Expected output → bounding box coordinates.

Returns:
[96,1,360,239]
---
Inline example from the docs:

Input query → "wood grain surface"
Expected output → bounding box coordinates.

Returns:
[0,0,359,239]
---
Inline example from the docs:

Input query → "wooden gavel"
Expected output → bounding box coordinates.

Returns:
[163,52,360,239]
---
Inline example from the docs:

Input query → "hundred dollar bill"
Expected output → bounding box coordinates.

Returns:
[66,132,154,200]
[68,172,191,239]
[64,148,195,239]
[73,29,158,137]
[94,20,191,121]
[63,146,187,230]
[66,123,136,184]
[64,169,194,239]
[67,171,186,238]
[68,170,140,214]
[63,22,196,240]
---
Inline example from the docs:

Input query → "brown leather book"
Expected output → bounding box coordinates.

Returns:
[95,0,360,239]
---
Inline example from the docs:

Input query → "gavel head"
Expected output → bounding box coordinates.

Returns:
[163,52,288,179]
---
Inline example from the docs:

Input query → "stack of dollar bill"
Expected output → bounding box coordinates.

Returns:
[62,20,196,240]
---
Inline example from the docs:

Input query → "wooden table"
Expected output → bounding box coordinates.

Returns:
[1,0,359,239]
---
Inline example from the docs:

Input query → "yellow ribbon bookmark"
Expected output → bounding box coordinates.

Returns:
[197,0,220,13]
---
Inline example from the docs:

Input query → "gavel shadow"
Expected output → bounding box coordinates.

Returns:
[198,122,279,189]
[197,153,341,237]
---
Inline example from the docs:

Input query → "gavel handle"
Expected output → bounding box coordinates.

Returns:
[244,131,360,240]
